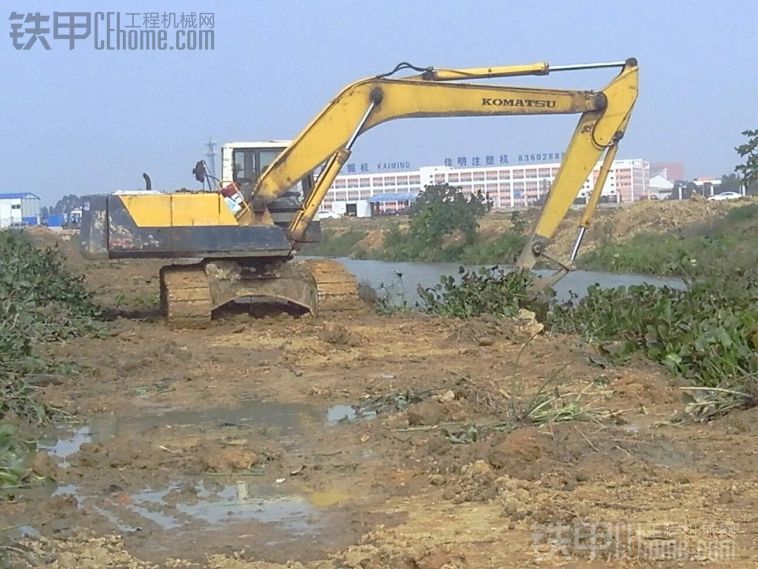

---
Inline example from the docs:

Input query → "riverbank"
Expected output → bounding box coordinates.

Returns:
[307,198,758,276]
[581,201,758,276]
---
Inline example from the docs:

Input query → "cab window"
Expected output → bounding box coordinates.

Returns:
[259,149,280,174]
[232,149,258,185]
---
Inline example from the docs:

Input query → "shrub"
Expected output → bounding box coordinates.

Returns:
[418,266,545,319]
[0,230,102,487]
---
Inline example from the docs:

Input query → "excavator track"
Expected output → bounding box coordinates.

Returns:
[159,259,365,327]
[300,258,366,314]
[160,264,213,328]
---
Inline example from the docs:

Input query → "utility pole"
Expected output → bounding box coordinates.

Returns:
[204,137,218,180]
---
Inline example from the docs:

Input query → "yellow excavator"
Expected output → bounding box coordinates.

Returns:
[80,58,639,326]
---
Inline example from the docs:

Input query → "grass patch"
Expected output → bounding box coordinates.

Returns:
[0,424,34,489]
[0,230,102,488]
[579,232,744,276]
[374,272,416,315]
[580,202,758,276]
[725,201,758,222]
[307,228,368,257]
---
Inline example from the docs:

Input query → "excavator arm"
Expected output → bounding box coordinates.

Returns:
[250,58,638,281]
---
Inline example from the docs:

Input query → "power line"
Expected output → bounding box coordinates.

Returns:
[204,137,217,179]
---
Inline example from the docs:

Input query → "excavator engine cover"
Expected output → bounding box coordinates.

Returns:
[80,194,321,260]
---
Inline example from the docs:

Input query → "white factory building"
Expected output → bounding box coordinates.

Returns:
[0,192,42,228]
[321,159,650,214]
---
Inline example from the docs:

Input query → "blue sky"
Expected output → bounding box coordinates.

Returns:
[1,0,756,204]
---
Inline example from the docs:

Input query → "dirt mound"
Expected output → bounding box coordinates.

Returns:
[69,438,274,477]
[22,225,68,246]
[192,443,262,473]
[547,197,757,257]
[21,534,155,569]
[406,397,469,426]
[357,227,389,250]
[602,199,747,238]
[445,311,544,346]
[22,226,83,261]
[318,322,363,346]
[486,426,549,477]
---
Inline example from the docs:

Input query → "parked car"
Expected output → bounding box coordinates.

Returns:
[317,210,342,219]
[708,191,743,201]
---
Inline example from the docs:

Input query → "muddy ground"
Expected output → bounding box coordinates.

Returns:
[2,230,756,568]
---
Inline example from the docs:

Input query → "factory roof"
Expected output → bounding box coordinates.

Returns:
[0,192,41,200]
[368,192,417,203]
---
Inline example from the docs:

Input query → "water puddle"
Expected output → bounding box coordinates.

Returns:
[43,477,335,540]
[42,398,376,469]
[90,399,321,438]
[52,483,80,497]
[15,399,370,557]
[179,482,318,533]
[40,426,92,467]
[326,404,377,424]
[33,400,365,537]
[16,526,40,538]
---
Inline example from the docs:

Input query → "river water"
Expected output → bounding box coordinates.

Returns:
[326,258,683,303]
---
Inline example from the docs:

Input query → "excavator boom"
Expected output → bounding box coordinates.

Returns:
[250,58,639,273]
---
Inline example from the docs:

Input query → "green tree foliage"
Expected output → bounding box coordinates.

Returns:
[380,184,494,262]
[735,129,758,194]
[510,211,528,234]
[51,194,82,217]
[668,180,699,200]
[409,184,488,248]
[719,173,741,193]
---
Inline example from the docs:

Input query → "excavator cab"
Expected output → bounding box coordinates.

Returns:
[229,146,280,188]
[222,141,314,224]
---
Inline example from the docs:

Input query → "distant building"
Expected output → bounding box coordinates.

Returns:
[691,176,722,188]
[330,199,372,218]
[321,159,651,213]
[649,174,675,200]
[650,161,685,182]
[0,192,41,228]
[691,176,722,197]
